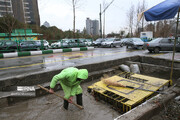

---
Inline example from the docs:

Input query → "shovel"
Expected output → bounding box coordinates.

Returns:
[37,85,84,110]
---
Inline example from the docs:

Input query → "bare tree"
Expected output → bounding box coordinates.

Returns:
[153,19,176,37]
[134,2,141,37]
[67,0,83,38]
[133,0,147,37]
[0,15,16,40]
[140,0,147,32]
[127,4,134,37]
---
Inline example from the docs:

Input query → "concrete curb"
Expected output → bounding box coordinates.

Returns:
[0,47,94,58]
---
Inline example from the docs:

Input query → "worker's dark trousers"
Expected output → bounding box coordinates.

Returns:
[63,93,83,110]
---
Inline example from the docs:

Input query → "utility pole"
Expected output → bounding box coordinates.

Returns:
[99,4,102,38]
[103,11,105,38]
[99,0,115,38]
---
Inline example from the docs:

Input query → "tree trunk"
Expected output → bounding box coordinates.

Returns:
[72,0,75,38]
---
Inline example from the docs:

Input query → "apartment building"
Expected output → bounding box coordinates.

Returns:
[0,0,13,16]
[86,18,99,36]
[0,0,40,26]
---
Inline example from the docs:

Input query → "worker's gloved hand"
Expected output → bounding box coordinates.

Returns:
[49,88,54,94]
[68,96,73,103]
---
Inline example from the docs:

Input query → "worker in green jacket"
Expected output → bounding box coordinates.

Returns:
[49,67,88,110]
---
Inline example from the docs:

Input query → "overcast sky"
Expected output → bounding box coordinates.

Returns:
[38,0,165,34]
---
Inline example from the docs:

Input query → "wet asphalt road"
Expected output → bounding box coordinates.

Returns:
[0,47,180,81]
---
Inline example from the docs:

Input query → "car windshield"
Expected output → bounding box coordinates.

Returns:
[79,39,85,42]
[86,39,91,42]
[105,38,114,42]
[96,39,103,42]
[62,40,69,43]
[43,40,48,43]
[149,38,163,43]
[35,41,41,44]
[6,41,14,45]
[132,38,142,42]
[121,38,128,41]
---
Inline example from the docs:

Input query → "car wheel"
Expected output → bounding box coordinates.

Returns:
[110,44,114,48]
[132,45,135,49]
[148,50,152,53]
[120,44,123,47]
[154,47,160,53]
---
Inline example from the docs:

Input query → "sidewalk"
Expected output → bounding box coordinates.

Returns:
[0,47,94,58]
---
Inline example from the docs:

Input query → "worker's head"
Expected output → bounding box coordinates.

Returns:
[77,69,88,81]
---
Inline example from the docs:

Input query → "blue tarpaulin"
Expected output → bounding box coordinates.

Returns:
[144,0,180,21]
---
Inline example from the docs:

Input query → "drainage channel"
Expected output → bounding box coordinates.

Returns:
[0,55,180,120]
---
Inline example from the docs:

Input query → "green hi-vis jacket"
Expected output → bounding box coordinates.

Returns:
[50,67,88,99]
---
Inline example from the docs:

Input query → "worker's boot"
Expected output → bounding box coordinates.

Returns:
[63,100,69,110]
[76,93,83,106]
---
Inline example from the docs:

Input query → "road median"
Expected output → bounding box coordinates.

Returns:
[0,47,94,58]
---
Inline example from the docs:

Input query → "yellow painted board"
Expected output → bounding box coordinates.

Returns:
[131,74,169,87]
[88,75,169,106]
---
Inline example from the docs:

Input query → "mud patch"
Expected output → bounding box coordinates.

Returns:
[150,99,180,120]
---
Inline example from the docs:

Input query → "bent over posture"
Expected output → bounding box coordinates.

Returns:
[49,67,88,110]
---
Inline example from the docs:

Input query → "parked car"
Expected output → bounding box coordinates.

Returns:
[42,40,50,49]
[147,38,180,53]
[126,38,144,49]
[92,38,105,47]
[113,38,123,47]
[101,38,122,47]
[20,40,41,51]
[0,40,18,52]
[83,39,92,46]
[70,39,86,47]
[50,41,59,48]
[50,39,86,48]
[35,40,50,50]
[120,38,130,46]
[51,39,70,48]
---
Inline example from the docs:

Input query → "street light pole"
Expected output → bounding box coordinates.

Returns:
[99,4,102,38]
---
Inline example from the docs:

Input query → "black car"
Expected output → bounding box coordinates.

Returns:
[0,40,18,52]
[92,38,106,47]
[120,38,130,46]
[126,38,144,49]
[20,40,41,51]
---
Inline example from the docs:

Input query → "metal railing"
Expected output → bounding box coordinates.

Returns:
[0,39,93,53]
